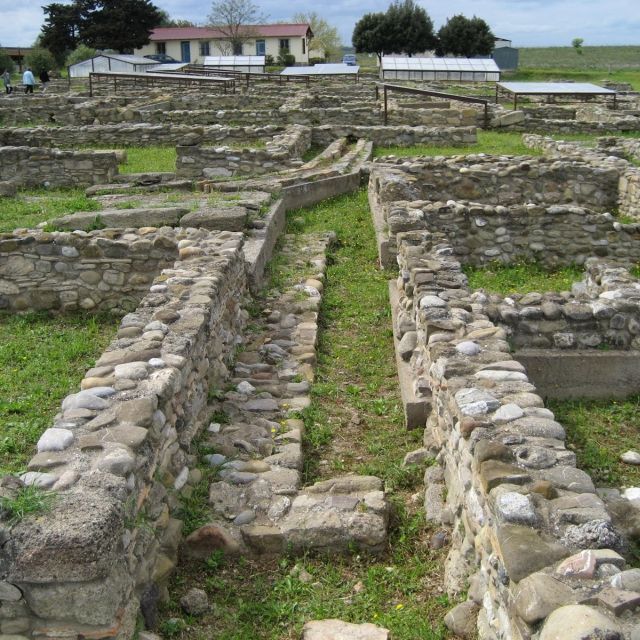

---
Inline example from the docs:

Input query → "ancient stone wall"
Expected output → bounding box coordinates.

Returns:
[482,260,640,349]
[0,229,179,314]
[176,125,311,178]
[0,124,286,149]
[0,146,119,188]
[0,229,247,639]
[312,125,476,148]
[394,231,640,640]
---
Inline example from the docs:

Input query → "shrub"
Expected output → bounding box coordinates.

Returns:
[0,47,15,75]
[65,44,97,68]
[309,57,327,65]
[264,54,274,65]
[277,50,296,66]
[25,47,57,75]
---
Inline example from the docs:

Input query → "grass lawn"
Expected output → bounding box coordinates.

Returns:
[463,262,583,295]
[0,188,99,233]
[0,312,118,474]
[159,189,452,639]
[549,396,640,488]
[374,130,542,158]
[118,146,177,173]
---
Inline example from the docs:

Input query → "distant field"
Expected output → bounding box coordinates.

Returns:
[519,46,640,70]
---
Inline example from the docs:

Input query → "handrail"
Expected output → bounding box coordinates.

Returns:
[375,82,490,127]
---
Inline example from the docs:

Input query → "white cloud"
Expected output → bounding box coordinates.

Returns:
[0,0,637,50]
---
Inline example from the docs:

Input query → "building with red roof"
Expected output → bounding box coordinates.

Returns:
[134,24,313,65]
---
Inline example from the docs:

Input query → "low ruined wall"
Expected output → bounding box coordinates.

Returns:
[176,125,311,178]
[0,229,179,313]
[312,125,476,148]
[394,231,639,640]
[371,155,620,209]
[378,199,640,269]
[0,229,247,639]
[0,124,286,149]
[482,260,640,350]
[0,146,119,188]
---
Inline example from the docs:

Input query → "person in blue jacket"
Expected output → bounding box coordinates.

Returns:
[22,68,35,94]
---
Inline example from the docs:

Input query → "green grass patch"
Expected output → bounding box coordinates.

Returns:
[0,312,118,473]
[463,262,583,295]
[0,485,55,524]
[0,188,100,233]
[119,146,177,174]
[160,505,450,640]
[519,46,640,71]
[374,130,541,159]
[549,396,640,487]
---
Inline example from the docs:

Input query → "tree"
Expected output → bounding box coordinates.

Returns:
[0,47,15,75]
[352,12,387,63]
[39,0,162,58]
[384,0,437,56]
[157,10,196,27]
[25,47,58,74]
[40,2,88,64]
[292,12,341,61]
[572,38,584,55]
[81,0,163,53]
[437,15,495,58]
[65,44,98,67]
[352,0,436,63]
[207,0,266,55]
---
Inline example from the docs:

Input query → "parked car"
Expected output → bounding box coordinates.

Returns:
[144,54,179,63]
[342,54,357,66]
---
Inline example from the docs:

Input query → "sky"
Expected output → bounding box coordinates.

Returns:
[1,0,638,49]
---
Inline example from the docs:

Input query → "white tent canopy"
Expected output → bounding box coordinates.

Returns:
[281,63,359,76]
[202,56,265,73]
[69,54,156,78]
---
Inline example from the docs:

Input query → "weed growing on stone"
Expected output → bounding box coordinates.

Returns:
[0,312,117,473]
[373,130,544,158]
[0,485,55,524]
[549,396,640,487]
[463,262,583,295]
[0,188,100,233]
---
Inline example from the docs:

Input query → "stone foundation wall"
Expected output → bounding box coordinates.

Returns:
[371,155,620,208]
[380,199,640,269]
[176,125,311,178]
[0,146,119,188]
[0,229,247,639]
[0,229,180,314]
[312,125,476,148]
[482,260,640,349]
[0,124,286,149]
[394,230,640,640]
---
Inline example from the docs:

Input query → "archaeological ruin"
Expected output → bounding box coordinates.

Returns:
[1,67,640,640]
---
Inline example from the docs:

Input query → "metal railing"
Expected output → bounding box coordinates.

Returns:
[375,83,490,127]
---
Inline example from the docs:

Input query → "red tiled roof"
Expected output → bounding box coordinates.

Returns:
[150,24,312,41]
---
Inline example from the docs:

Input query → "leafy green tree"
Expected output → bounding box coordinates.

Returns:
[437,14,495,57]
[65,44,98,68]
[25,47,58,75]
[572,37,584,54]
[39,0,162,58]
[156,10,196,27]
[384,0,437,56]
[81,0,163,52]
[0,47,15,75]
[293,12,342,61]
[353,0,436,62]
[352,12,388,63]
[40,2,87,64]
[207,0,266,56]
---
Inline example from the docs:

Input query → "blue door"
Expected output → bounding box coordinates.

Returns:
[180,41,191,62]
[256,40,266,56]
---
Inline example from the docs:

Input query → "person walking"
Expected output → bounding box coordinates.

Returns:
[39,69,50,93]
[1,69,12,94]
[22,67,35,94]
